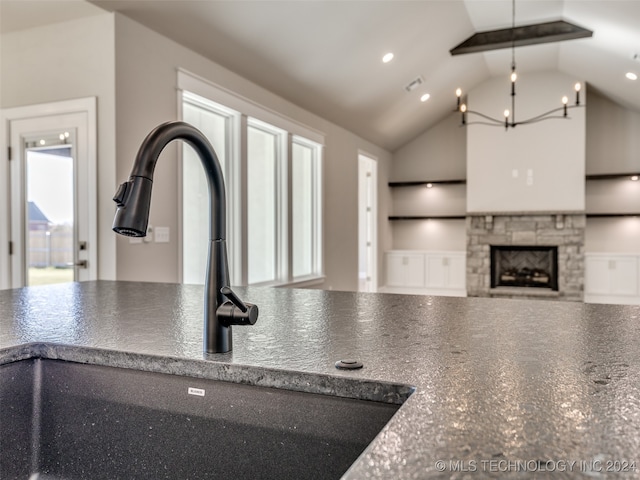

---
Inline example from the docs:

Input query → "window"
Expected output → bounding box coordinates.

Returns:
[247,121,284,284]
[181,92,237,284]
[179,71,324,286]
[292,137,322,279]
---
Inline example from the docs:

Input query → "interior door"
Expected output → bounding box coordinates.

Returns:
[4,99,97,287]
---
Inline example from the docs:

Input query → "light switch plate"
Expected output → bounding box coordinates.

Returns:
[155,226,170,243]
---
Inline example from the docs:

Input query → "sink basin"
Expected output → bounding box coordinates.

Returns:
[0,359,405,479]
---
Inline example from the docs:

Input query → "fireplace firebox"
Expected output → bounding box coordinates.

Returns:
[490,246,558,291]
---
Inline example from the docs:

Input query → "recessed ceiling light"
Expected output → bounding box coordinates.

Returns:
[382,53,394,63]
[626,72,638,80]
[631,175,639,181]
[420,93,431,102]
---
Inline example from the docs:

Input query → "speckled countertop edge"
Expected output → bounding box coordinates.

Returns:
[0,342,414,405]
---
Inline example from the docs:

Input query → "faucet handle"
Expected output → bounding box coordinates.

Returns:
[220,286,248,312]
[218,287,259,326]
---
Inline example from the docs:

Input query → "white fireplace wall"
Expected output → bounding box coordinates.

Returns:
[466,71,586,214]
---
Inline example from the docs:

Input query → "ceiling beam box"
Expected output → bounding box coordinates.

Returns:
[450,20,593,56]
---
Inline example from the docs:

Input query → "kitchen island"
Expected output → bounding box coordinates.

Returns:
[2,280,640,478]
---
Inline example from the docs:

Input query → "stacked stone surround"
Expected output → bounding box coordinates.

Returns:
[466,214,585,301]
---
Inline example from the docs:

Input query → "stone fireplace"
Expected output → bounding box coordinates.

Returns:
[467,214,585,301]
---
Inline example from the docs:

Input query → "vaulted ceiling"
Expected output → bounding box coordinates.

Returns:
[2,1,639,151]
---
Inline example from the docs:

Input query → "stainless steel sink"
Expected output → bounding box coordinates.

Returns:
[0,359,406,479]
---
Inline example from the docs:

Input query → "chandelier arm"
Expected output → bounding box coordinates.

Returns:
[464,109,505,125]
[463,121,511,127]
[514,105,583,125]
[516,115,570,126]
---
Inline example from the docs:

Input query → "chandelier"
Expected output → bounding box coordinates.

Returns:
[453,0,589,130]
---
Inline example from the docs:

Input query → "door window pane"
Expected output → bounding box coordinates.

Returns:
[247,125,278,284]
[26,147,74,286]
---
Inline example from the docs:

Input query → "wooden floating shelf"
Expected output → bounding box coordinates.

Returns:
[388,214,639,220]
[389,175,640,186]
[586,213,640,218]
[586,173,640,181]
[388,179,466,187]
[389,216,467,220]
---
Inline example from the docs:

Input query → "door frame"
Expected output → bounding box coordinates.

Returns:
[1,97,97,288]
[358,151,378,292]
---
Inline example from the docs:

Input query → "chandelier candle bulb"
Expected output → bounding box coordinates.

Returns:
[575,83,581,105]
[460,103,467,124]
[562,96,568,116]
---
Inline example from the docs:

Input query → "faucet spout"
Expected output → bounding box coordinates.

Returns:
[112,121,258,353]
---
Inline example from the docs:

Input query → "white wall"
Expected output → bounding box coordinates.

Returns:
[391,219,466,251]
[586,178,640,214]
[392,114,466,182]
[586,89,640,175]
[1,13,117,280]
[392,184,466,217]
[466,71,586,213]
[113,14,392,291]
[584,88,640,256]
[586,217,640,252]
[390,113,467,253]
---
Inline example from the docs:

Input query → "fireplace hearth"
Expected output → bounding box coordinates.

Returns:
[491,246,558,291]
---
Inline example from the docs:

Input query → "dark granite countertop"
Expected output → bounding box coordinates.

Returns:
[2,280,640,478]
